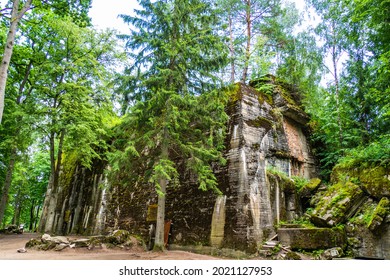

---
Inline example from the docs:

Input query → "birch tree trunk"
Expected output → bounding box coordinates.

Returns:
[0,0,32,124]
[229,14,235,83]
[330,21,343,148]
[241,0,251,83]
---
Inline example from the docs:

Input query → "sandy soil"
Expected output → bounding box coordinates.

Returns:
[0,233,221,260]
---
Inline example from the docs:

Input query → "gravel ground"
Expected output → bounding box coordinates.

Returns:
[0,233,221,260]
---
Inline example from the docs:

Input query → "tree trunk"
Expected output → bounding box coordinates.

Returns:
[0,55,32,227]
[38,130,55,232]
[29,199,36,231]
[13,187,24,227]
[38,128,65,232]
[154,176,167,250]
[0,148,17,227]
[153,134,169,251]
[331,21,343,148]
[241,0,251,83]
[34,204,41,231]
[12,198,21,227]
[0,0,32,124]
[229,14,235,83]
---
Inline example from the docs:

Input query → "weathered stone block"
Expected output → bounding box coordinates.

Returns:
[278,227,346,250]
[367,197,390,232]
[321,247,343,259]
[71,239,90,248]
[25,238,42,248]
[54,243,69,251]
[346,223,390,259]
[310,182,365,227]
[299,178,321,198]
[332,165,390,199]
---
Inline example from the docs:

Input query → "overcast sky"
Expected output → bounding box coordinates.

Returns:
[89,0,310,33]
[89,0,140,33]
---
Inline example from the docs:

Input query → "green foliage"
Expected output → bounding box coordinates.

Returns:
[292,176,309,192]
[367,197,390,230]
[289,216,316,229]
[2,148,50,229]
[30,0,92,27]
[215,0,287,82]
[312,180,362,221]
[1,8,119,229]
[110,0,228,192]
[256,83,275,99]
[337,135,390,168]
[266,166,296,193]
[350,203,376,226]
[304,0,390,179]
[23,11,119,166]
[266,165,288,179]
[111,0,229,249]
[311,249,325,258]
[117,0,227,102]
[150,159,179,195]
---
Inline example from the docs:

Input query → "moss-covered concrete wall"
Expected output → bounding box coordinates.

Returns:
[278,227,347,250]
[47,76,319,254]
[50,155,107,236]
[310,163,390,259]
[107,78,318,252]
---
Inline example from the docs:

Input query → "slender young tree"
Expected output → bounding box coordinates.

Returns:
[114,0,228,250]
[308,0,349,148]
[0,0,32,124]
[0,0,92,124]
[0,37,36,226]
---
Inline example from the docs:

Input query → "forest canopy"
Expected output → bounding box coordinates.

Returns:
[0,0,389,243]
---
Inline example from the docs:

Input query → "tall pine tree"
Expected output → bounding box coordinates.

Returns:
[113,0,228,250]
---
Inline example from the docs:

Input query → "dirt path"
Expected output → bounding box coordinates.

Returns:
[0,233,221,260]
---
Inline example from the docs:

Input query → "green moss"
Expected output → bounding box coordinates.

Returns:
[284,227,346,250]
[152,244,166,252]
[331,182,358,206]
[269,108,283,128]
[306,178,321,189]
[359,167,390,197]
[266,167,295,193]
[312,181,362,221]
[288,216,316,228]
[350,202,376,226]
[224,82,273,107]
[274,150,291,159]
[255,83,275,105]
[367,197,390,230]
[374,197,390,216]
[225,83,241,103]
[25,238,42,248]
[112,229,131,243]
[252,143,260,150]
[285,251,302,260]
[332,164,390,198]
[267,166,288,178]
[292,176,309,192]
[59,151,79,188]
[249,74,303,110]
[245,116,273,130]
[275,85,298,106]
[299,178,321,197]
